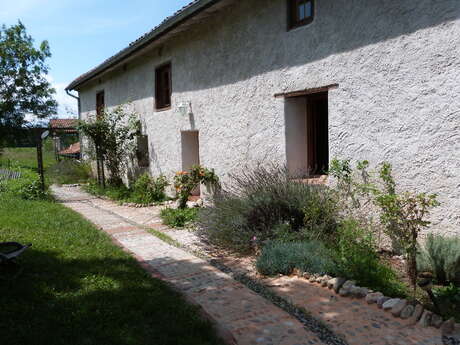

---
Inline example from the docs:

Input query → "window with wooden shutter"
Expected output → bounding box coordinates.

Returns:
[155,63,172,110]
[96,91,105,118]
[288,0,314,30]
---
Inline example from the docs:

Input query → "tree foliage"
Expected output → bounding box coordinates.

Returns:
[0,22,57,138]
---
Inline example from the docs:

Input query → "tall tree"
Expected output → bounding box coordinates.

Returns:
[0,21,57,142]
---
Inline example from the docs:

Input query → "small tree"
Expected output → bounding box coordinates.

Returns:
[79,105,139,186]
[374,163,439,291]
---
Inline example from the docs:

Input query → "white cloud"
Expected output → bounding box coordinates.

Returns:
[48,76,78,119]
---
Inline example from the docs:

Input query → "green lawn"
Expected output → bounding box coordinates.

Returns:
[0,194,223,345]
[0,145,55,171]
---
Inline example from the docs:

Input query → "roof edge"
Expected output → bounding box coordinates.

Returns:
[66,0,222,91]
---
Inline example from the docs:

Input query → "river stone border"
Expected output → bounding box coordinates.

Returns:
[301,272,459,335]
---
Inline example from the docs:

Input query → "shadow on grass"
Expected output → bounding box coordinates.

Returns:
[0,249,223,345]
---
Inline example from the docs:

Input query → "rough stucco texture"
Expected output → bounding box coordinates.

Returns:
[78,0,460,236]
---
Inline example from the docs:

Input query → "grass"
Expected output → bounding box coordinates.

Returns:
[0,193,223,345]
[160,207,199,228]
[0,144,55,171]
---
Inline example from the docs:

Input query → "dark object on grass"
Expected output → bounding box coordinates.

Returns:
[0,242,32,279]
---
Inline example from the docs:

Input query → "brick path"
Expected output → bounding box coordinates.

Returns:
[52,185,450,345]
[52,186,327,345]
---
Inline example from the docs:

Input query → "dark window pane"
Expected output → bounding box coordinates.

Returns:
[289,0,314,29]
[305,1,312,18]
[155,63,172,110]
[299,3,305,20]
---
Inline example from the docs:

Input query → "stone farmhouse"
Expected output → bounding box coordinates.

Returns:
[66,0,460,236]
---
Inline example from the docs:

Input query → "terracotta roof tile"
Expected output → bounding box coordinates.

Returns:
[50,119,78,129]
[58,142,81,155]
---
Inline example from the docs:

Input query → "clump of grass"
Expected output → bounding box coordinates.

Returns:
[256,240,334,276]
[160,207,199,228]
[83,180,131,202]
[418,234,460,286]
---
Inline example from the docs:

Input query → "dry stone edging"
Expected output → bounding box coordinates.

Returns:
[300,272,458,333]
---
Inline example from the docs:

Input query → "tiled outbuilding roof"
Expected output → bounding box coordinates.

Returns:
[49,119,78,129]
[58,142,81,156]
[66,0,224,91]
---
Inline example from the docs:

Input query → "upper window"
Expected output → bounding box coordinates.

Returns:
[288,0,314,30]
[155,63,172,110]
[96,91,105,118]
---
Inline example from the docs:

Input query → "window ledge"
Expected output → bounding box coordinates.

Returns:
[292,175,328,185]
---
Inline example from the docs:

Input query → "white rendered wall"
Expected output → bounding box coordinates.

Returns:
[78,0,460,236]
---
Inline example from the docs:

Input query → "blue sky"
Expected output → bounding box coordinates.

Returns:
[0,0,192,117]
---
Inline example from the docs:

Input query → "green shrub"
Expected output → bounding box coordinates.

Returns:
[130,173,169,204]
[47,160,92,185]
[5,170,50,200]
[84,180,131,202]
[256,240,334,276]
[417,234,460,286]
[433,284,460,322]
[160,207,199,228]
[332,220,406,297]
[198,164,339,253]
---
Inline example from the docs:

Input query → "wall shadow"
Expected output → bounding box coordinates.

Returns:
[96,0,460,109]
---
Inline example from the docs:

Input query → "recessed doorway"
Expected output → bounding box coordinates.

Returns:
[181,130,200,196]
[285,92,329,177]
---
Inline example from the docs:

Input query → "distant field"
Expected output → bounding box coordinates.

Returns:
[0,144,55,171]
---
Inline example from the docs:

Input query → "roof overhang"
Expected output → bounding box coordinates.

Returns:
[66,0,228,91]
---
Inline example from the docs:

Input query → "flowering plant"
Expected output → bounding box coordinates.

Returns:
[173,165,219,209]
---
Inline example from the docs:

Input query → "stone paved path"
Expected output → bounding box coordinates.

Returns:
[52,186,327,345]
[52,186,452,345]
[263,276,444,345]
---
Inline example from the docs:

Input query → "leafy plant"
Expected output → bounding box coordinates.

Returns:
[131,173,169,204]
[4,169,49,200]
[198,164,339,253]
[256,240,334,276]
[47,160,92,185]
[83,180,131,202]
[374,163,439,288]
[332,219,406,297]
[418,234,460,286]
[433,284,460,322]
[329,159,381,241]
[160,207,199,228]
[174,165,219,209]
[79,105,140,186]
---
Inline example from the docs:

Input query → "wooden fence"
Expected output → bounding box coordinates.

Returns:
[0,169,22,182]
